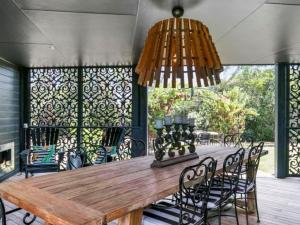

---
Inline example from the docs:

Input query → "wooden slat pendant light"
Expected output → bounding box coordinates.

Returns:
[135,8,223,88]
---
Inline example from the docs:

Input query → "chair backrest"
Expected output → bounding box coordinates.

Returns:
[246,142,264,184]
[101,127,125,148]
[29,127,59,148]
[117,138,146,160]
[94,146,107,164]
[67,151,84,170]
[221,148,245,191]
[201,133,210,140]
[179,157,217,224]
[223,134,238,147]
[236,133,254,149]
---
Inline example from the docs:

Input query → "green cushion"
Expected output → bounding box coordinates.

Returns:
[40,145,55,163]
[41,145,55,163]
[109,146,117,156]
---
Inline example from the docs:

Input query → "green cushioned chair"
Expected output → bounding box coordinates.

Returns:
[20,127,64,178]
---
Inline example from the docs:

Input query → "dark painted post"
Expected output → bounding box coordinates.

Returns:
[275,63,289,178]
[132,69,148,157]
[19,67,30,172]
[77,67,83,152]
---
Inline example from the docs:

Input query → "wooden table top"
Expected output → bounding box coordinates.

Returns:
[0,146,267,225]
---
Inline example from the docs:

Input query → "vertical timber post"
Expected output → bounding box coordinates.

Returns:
[132,68,148,157]
[275,63,289,178]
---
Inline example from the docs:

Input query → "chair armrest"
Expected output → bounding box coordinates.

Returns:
[20,150,31,165]
[58,150,65,164]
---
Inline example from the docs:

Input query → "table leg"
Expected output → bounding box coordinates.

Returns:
[247,191,256,213]
[118,208,143,225]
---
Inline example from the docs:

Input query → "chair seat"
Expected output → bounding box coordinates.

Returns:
[143,201,205,225]
[28,162,58,167]
[208,186,232,208]
[236,179,255,193]
[221,177,254,193]
[240,165,247,173]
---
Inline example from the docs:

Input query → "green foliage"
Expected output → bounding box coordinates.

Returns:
[148,66,275,141]
[222,66,275,141]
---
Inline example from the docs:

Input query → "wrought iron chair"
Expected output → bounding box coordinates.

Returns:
[143,157,217,225]
[223,134,239,147]
[235,133,254,149]
[20,127,64,178]
[224,133,253,149]
[67,150,85,170]
[235,142,264,225]
[0,198,37,225]
[208,148,245,225]
[117,137,146,160]
[200,132,211,145]
[90,127,125,164]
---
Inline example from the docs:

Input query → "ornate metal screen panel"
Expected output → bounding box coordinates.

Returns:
[288,65,300,175]
[30,68,78,127]
[30,68,78,150]
[29,66,133,152]
[82,67,132,127]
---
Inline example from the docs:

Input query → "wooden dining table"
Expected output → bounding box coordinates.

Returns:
[0,145,267,225]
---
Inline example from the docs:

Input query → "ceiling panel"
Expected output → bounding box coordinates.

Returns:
[266,0,300,5]
[2,0,300,66]
[13,0,139,15]
[0,0,50,44]
[0,43,65,67]
[22,10,136,66]
[132,0,266,63]
[217,4,300,64]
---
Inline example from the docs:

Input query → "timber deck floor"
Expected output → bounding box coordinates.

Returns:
[2,173,300,225]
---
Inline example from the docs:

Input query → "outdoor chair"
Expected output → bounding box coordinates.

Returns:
[235,142,264,225]
[67,150,85,170]
[223,134,239,147]
[208,148,245,225]
[224,133,253,149]
[0,199,37,225]
[20,127,64,178]
[117,137,146,160]
[143,157,217,225]
[90,127,125,164]
[200,132,211,145]
[235,133,254,149]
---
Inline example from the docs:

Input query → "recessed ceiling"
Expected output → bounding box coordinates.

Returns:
[1,0,300,67]
[13,0,138,15]
[23,10,136,66]
[265,0,300,5]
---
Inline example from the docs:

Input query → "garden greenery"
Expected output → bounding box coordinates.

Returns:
[148,66,275,141]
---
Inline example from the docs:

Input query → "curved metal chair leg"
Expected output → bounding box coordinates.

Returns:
[234,194,240,225]
[0,199,7,225]
[218,205,221,225]
[23,212,37,225]
[254,188,260,222]
[244,193,249,225]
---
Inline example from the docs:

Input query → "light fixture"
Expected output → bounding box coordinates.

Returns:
[49,45,55,50]
[135,6,223,88]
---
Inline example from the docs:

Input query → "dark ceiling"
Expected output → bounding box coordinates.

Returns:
[0,0,300,67]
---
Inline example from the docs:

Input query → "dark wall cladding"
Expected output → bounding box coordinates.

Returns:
[0,60,20,180]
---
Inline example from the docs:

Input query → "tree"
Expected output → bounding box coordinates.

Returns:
[148,66,275,141]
